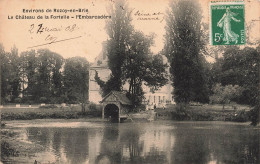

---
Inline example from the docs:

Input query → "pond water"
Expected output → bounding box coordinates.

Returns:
[5,121,260,164]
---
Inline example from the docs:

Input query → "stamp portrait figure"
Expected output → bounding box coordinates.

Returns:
[217,7,241,44]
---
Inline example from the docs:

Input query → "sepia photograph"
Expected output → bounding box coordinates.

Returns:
[0,0,259,163]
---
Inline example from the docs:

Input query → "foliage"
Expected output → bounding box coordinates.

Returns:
[0,44,20,103]
[37,49,64,101]
[123,32,168,105]
[106,0,133,92]
[39,97,48,103]
[95,0,168,106]
[1,111,101,120]
[19,50,38,102]
[250,105,259,126]
[95,72,120,97]
[209,46,259,125]
[18,49,64,103]
[88,102,102,111]
[39,104,58,109]
[155,104,250,122]
[63,57,89,112]
[222,47,259,105]
[210,83,243,108]
[210,46,259,106]
[251,45,260,125]
[164,0,209,104]
[1,141,19,157]
[95,0,133,97]
[231,110,249,122]
[14,98,22,103]
[1,45,90,106]
[172,103,191,120]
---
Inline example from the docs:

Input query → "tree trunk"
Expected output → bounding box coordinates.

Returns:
[81,103,85,113]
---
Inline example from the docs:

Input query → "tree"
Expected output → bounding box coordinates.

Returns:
[105,0,134,93]
[221,47,259,105]
[208,46,259,125]
[0,44,20,103]
[9,46,20,101]
[95,0,133,97]
[18,49,64,103]
[210,83,243,109]
[164,0,209,104]
[122,32,168,105]
[19,50,39,103]
[95,71,117,98]
[63,57,89,112]
[34,49,64,103]
[0,43,7,103]
[95,0,168,106]
[247,45,259,126]
[210,46,259,106]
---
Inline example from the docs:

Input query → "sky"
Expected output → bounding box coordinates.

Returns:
[0,0,259,63]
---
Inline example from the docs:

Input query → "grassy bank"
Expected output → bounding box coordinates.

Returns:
[1,105,102,120]
[1,128,45,163]
[1,103,252,122]
[155,104,252,122]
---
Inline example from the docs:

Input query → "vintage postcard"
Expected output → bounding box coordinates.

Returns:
[0,0,259,163]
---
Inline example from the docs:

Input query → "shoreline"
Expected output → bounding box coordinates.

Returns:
[2,118,258,126]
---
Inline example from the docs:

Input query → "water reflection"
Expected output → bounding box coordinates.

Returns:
[22,121,260,164]
[27,128,91,163]
[170,123,260,164]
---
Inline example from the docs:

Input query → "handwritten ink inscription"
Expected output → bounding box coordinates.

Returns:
[131,9,164,22]
[28,23,81,48]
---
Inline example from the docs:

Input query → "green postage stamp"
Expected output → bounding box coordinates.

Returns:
[210,1,245,45]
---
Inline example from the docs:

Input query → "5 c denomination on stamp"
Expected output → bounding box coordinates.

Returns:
[210,1,245,45]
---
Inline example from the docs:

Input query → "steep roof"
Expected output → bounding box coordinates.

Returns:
[101,91,132,105]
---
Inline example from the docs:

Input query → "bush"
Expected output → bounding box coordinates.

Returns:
[88,103,101,111]
[134,104,146,112]
[249,106,259,126]
[21,96,30,103]
[49,98,58,104]
[39,97,48,103]
[233,110,249,122]
[88,103,97,111]
[14,98,22,103]
[210,84,244,105]
[39,104,58,109]
[1,141,19,157]
[60,95,68,103]
[1,109,102,120]
[190,111,214,121]
[172,103,191,120]
[225,110,249,122]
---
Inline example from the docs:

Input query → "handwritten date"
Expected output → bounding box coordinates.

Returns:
[28,23,79,45]
[29,23,78,34]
